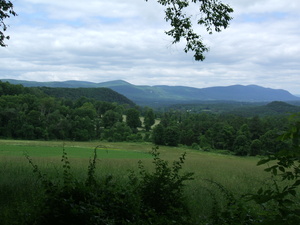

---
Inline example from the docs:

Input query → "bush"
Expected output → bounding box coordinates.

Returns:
[25,146,194,225]
[203,179,256,225]
[247,114,300,224]
[132,146,194,224]
[126,133,143,142]
[191,142,201,150]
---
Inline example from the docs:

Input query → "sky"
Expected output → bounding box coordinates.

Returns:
[1,0,300,94]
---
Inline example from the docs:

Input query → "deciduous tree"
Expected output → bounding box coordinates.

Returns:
[152,123,165,145]
[165,126,180,146]
[146,0,233,60]
[102,109,122,128]
[126,108,142,131]
[144,108,155,131]
[0,0,17,47]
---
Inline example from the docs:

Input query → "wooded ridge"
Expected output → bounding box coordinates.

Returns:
[2,79,299,106]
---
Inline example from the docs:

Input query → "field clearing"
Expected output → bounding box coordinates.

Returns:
[0,140,153,159]
[0,139,271,223]
[0,139,268,192]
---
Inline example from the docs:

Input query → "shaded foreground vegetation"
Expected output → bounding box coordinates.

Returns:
[1,119,300,225]
[1,81,300,224]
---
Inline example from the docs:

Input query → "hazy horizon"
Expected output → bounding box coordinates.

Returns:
[2,78,300,96]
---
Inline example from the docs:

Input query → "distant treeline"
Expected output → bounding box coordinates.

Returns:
[167,100,300,116]
[1,81,299,156]
[152,111,291,155]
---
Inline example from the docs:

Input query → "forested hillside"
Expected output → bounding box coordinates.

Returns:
[0,81,137,141]
[3,79,300,106]
[0,81,135,106]
[1,81,299,156]
[38,86,135,106]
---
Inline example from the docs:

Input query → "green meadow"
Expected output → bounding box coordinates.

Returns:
[0,140,270,223]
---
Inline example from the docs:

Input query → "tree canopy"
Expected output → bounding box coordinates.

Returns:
[0,0,17,47]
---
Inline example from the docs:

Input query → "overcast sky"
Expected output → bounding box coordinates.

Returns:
[1,0,300,94]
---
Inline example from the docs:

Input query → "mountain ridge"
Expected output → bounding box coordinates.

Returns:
[1,79,299,106]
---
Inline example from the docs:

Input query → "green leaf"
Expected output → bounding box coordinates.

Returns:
[264,167,272,172]
[257,188,263,194]
[272,167,277,176]
[278,166,285,172]
[292,179,300,187]
[288,189,296,196]
[257,158,270,166]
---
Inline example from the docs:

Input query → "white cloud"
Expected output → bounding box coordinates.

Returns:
[1,0,300,95]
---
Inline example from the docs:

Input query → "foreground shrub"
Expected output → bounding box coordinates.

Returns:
[133,146,194,224]
[26,147,139,225]
[203,179,257,225]
[25,146,194,225]
[247,114,300,224]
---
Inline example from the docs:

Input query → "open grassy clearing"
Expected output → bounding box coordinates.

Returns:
[0,139,271,223]
[0,141,153,159]
[0,139,268,193]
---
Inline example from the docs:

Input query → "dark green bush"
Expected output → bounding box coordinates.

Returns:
[247,114,300,224]
[133,146,194,224]
[25,146,194,225]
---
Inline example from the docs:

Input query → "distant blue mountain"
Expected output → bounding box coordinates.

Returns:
[2,79,299,105]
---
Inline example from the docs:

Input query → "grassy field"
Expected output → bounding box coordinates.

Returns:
[0,139,270,223]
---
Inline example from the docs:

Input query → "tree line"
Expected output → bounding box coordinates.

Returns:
[152,111,290,156]
[1,81,296,156]
[0,81,154,142]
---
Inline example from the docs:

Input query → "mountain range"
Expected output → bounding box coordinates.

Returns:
[2,79,300,106]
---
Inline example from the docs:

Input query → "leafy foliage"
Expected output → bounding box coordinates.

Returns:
[135,146,194,222]
[24,146,194,225]
[0,0,17,47]
[248,113,300,224]
[143,107,155,131]
[203,179,256,225]
[0,81,137,141]
[152,111,291,156]
[126,108,142,131]
[146,0,233,61]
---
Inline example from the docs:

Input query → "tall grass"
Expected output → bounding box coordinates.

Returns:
[0,140,269,224]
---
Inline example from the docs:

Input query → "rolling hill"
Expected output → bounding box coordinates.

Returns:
[0,80,135,106]
[37,86,136,106]
[2,79,299,106]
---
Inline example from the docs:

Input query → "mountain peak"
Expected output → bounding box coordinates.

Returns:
[98,80,131,87]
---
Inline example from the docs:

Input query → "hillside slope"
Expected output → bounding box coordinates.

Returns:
[2,79,299,105]
[0,80,135,106]
[37,87,135,106]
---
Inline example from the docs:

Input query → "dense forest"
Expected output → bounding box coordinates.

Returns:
[0,81,298,156]
[0,81,149,141]
[152,111,289,156]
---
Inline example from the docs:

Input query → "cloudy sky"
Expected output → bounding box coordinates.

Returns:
[1,0,300,94]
